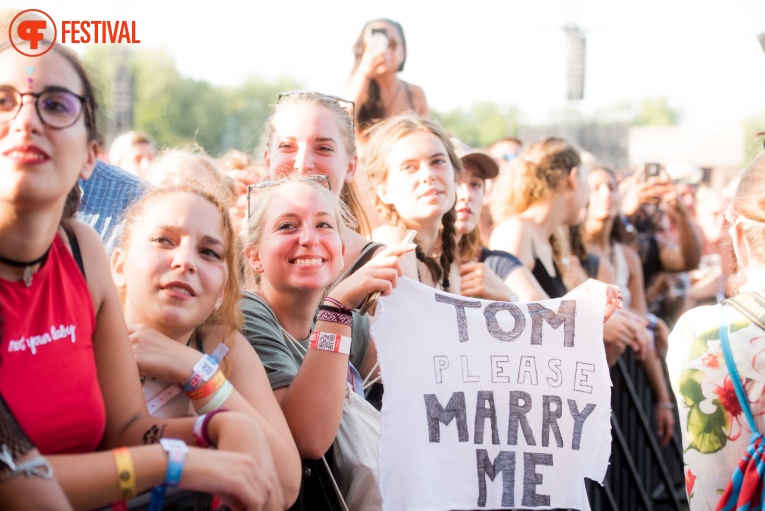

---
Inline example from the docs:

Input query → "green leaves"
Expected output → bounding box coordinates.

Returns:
[679,369,729,454]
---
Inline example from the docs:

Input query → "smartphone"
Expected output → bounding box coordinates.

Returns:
[643,163,663,181]
[358,230,417,315]
[369,28,389,54]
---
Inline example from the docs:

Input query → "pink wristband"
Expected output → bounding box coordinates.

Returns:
[193,414,210,448]
[200,408,230,448]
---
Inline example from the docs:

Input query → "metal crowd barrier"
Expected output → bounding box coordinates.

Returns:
[587,349,688,510]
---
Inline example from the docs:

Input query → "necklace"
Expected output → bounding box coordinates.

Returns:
[0,245,53,287]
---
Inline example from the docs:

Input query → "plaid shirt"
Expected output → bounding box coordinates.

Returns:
[76,160,147,246]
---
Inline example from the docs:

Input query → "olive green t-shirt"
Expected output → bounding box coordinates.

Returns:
[239,291,371,391]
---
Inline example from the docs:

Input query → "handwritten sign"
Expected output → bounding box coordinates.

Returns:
[372,278,611,510]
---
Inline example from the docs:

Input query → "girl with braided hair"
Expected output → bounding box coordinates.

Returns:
[365,115,461,293]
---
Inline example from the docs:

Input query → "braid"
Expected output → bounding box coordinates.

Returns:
[383,202,441,284]
[439,209,457,291]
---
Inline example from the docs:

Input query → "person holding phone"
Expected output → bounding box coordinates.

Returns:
[347,19,428,139]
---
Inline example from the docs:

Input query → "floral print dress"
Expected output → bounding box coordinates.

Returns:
[667,299,765,510]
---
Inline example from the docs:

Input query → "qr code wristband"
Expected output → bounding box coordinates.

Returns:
[309,331,352,355]
[183,355,219,392]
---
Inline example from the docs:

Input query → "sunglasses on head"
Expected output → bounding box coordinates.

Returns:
[277,91,356,132]
[246,174,331,219]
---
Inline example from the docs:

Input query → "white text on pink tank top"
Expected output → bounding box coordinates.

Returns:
[7,325,77,355]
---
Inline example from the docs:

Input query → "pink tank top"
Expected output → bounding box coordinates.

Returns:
[0,234,106,454]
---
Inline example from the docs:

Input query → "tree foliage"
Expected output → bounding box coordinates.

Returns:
[432,103,519,148]
[81,46,301,157]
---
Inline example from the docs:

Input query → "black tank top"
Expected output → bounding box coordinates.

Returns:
[530,244,567,298]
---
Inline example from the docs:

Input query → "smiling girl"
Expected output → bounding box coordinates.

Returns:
[241,177,411,509]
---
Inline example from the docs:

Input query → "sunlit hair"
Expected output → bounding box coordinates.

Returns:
[732,151,765,264]
[262,92,370,237]
[243,176,357,289]
[489,137,582,224]
[351,19,407,131]
[489,137,581,287]
[119,185,242,342]
[364,114,462,290]
[147,147,236,208]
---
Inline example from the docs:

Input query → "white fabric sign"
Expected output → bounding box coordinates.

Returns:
[371,277,611,511]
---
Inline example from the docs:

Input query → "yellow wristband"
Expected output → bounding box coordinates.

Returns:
[113,447,136,501]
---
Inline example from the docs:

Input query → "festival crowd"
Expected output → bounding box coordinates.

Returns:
[1,12,761,511]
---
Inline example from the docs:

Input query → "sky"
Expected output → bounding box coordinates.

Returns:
[6,0,765,130]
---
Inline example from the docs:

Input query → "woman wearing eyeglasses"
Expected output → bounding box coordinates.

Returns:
[667,152,765,509]
[0,42,285,510]
[347,19,428,137]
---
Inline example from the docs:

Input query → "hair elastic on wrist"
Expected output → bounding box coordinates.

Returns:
[324,296,355,312]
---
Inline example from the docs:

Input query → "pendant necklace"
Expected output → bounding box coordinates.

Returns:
[0,245,52,287]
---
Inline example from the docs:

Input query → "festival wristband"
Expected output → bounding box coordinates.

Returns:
[113,447,136,502]
[149,439,188,511]
[309,331,352,355]
[200,408,231,447]
[183,355,219,392]
[197,381,234,415]
[193,414,210,448]
[316,308,353,328]
[187,370,226,400]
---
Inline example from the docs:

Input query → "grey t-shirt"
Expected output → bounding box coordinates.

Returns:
[240,291,371,391]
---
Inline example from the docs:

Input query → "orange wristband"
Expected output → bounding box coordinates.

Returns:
[187,370,226,400]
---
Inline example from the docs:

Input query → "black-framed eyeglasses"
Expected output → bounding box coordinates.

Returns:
[247,175,331,219]
[0,86,90,130]
[277,90,356,132]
